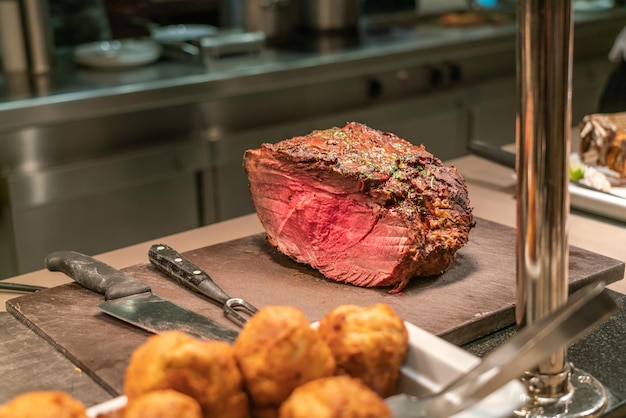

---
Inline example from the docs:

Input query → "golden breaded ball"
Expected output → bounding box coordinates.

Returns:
[233,306,336,415]
[124,389,202,418]
[0,391,87,418]
[278,376,391,418]
[317,303,408,397]
[124,331,249,418]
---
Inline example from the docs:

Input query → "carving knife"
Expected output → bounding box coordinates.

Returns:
[45,250,239,343]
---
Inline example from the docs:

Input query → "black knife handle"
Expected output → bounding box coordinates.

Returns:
[148,244,230,306]
[45,250,152,301]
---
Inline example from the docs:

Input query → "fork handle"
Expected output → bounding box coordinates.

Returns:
[149,243,231,306]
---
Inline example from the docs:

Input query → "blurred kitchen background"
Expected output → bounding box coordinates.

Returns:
[0,0,624,279]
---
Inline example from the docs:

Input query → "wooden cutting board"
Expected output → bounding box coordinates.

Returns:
[6,218,624,397]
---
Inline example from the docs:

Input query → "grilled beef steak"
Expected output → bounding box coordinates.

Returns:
[243,122,474,292]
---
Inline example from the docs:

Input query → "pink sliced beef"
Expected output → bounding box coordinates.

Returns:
[243,122,474,292]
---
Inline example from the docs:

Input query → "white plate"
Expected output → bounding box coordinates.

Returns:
[87,396,126,418]
[86,322,525,418]
[74,39,161,69]
[398,322,525,418]
[151,24,218,43]
[569,153,626,223]
[570,183,626,223]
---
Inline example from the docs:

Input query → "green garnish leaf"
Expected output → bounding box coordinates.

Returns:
[569,161,585,181]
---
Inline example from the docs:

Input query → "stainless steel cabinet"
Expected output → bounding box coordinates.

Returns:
[0,101,212,279]
[465,58,613,148]
[465,76,517,146]
[1,140,208,277]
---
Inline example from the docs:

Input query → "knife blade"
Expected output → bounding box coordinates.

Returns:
[44,250,239,343]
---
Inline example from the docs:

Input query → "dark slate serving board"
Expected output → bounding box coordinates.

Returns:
[6,218,624,397]
[0,312,111,406]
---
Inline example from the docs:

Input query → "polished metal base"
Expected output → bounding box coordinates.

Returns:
[515,367,608,418]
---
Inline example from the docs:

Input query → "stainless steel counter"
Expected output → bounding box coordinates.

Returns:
[1,9,624,131]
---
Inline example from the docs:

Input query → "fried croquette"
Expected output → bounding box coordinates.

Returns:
[317,303,409,397]
[123,389,202,418]
[124,331,249,418]
[0,390,87,418]
[233,306,336,416]
[278,376,391,418]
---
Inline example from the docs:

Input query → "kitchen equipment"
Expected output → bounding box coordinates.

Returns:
[0,0,28,73]
[245,0,298,43]
[128,21,218,62]
[150,24,219,43]
[516,0,608,413]
[386,281,617,418]
[45,250,238,343]
[149,243,258,326]
[129,17,219,43]
[199,30,266,63]
[22,0,55,74]
[74,39,162,69]
[466,0,517,11]
[298,0,360,32]
[362,0,417,24]
[6,218,623,396]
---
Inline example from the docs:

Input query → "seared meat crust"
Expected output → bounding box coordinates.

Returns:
[244,122,474,291]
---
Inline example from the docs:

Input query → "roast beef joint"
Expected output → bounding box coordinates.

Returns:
[243,122,475,292]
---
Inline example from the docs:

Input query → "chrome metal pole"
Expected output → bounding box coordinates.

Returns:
[516,0,608,416]
[516,0,572,374]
